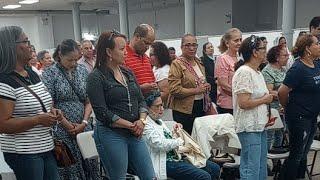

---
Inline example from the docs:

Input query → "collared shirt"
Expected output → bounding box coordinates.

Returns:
[78,56,95,73]
[86,66,147,134]
[124,44,155,85]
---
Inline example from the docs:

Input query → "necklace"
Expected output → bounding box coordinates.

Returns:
[118,67,132,112]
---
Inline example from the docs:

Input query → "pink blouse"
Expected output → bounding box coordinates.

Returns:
[214,53,237,109]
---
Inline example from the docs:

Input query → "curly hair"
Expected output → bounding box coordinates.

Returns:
[151,41,171,67]
[266,45,283,63]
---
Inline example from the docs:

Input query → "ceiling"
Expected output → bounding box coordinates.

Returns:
[0,0,184,12]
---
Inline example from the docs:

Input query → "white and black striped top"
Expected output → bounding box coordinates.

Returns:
[0,68,54,154]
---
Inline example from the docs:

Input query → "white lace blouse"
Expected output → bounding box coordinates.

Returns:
[232,65,269,133]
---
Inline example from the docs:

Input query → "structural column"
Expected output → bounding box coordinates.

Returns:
[184,0,195,35]
[72,2,82,42]
[282,0,296,49]
[118,0,129,37]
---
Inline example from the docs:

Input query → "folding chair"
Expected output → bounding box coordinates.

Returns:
[266,109,289,180]
[307,140,320,179]
[0,146,15,180]
[76,131,104,180]
[208,134,240,180]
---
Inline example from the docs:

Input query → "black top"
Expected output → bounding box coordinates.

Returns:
[284,59,320,118]
[200,54,217,103]
[86,66,147,134]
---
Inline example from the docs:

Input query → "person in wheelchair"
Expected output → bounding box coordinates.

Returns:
[143,90,220,180]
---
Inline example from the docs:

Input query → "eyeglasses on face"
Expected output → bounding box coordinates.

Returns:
[151,103,163,109]
[183,43,198,48]
[15,40,31,46]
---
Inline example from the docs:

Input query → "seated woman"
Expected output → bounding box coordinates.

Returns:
[143,91,220,180]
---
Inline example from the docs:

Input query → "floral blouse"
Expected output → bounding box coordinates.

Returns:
[232,65,269,133]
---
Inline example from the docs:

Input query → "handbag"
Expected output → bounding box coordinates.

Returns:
[11,75,76,168]
[174,128,207,168]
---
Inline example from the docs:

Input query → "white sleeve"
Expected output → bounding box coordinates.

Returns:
[143,120,183,152]
[232,69,253,94]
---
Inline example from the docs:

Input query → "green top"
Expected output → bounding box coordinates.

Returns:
[163,130,180,161]
[261,64,286,109]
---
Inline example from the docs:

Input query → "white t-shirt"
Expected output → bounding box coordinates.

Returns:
[232,65,269,133]
[153,65,170,82]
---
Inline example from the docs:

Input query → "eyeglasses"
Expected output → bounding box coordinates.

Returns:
[15,40,31,46]
[141,38,153,46]
[108,29,121,41]
[183,43,198,49]
[151,103,163,109]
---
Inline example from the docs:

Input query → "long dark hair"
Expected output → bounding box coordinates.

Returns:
[151,41,171,67]
[234,35,262,71]
[202,42,211,57]
[95,30,126,70]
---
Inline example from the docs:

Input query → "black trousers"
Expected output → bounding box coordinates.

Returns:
[279,114,317,179]
[172,100,205,135]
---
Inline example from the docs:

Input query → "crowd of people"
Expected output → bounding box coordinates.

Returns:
[0,15,320,180]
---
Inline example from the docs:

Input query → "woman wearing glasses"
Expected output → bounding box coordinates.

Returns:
[86,31,156,180]
[261,45,289,150]
[168,34,211,135]
[143,90,220,180]
[0,26,62,180]
[278,34,320,179]
[232,35,274,180]
[215,28,242,114]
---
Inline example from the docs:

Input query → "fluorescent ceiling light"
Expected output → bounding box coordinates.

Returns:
[19,0,39,4]
[3,5,21,9]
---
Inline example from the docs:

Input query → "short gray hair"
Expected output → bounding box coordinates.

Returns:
[37,50,49,61]
[0,26,23,74]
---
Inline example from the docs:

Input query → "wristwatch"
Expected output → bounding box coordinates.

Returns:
[140,118,147,125]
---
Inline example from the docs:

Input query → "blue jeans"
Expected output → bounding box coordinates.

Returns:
[166,160,220,180]
[94,121,156,180]
[267,129,283,150]
[237,131,267,180]
[3,151,59,180]
[279,114,317,179]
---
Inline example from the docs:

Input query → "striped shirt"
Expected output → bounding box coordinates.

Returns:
[0,69,54,154]
[124,44,155,85]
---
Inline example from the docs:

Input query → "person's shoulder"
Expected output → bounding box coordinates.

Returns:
[0,73,13,85]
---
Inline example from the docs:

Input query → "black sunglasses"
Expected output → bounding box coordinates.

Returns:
[108,29,121,41]
[249,35,260,50]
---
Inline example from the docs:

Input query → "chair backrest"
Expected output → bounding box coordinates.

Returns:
[76,131,99,160]
[209,134,229,152]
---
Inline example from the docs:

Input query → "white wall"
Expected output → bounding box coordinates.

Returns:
[0,15,41,51]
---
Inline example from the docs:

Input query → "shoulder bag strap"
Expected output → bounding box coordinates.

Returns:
[56,64,85,103]
[11,75,48,113]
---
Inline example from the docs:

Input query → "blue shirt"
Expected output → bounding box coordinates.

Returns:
[283,59,320,117]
